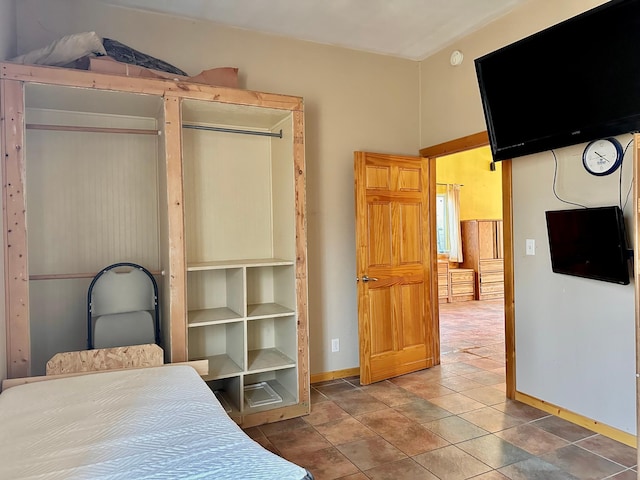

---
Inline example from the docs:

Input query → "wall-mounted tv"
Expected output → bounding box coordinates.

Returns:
[475,0,640,161]
[545,206,630,285]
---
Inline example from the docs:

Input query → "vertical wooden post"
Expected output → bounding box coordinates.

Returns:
[163,95,187,363]
[292,108,310,411]
[1,79,29,378]
[427,156,441,365]
[502,159,516,399]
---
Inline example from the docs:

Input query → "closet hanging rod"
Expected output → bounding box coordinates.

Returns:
[29,270,164,281]
[183,123,283,138]
[26,123,160,136]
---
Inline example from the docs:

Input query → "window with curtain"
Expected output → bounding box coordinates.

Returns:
[436,184,463,262]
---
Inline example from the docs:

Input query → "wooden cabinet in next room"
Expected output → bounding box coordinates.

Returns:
[460,220,504,300]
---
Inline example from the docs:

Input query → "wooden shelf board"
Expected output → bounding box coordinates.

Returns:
[247,348,296,373]
[187,258,294,271]
[199,354,243,380]
[188,307,242,327]
[247,303,294,319]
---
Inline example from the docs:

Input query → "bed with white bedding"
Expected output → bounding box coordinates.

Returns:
[0,365,313,480]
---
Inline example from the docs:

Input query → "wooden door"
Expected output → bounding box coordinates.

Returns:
[354,152,438,385]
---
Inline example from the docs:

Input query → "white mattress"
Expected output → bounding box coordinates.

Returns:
[0,365,309,480]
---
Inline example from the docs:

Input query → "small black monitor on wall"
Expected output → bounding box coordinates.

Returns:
[475,0,640,161]
[545,206,630,285]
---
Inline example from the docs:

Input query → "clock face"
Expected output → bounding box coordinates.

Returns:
[582,138,623,176]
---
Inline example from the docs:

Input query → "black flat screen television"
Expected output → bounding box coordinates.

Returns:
[545,206,630,285]
[475,0,640,161]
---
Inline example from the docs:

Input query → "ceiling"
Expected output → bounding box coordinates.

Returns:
[96,0,528,61]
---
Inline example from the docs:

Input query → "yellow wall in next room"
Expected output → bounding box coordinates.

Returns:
[436,146,502,220]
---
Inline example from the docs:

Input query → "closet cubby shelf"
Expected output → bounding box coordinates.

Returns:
[187,258,294,271]
[202,354,244,380]
[247,348,296,373]
[187,308,243,327]
[247,303,294,319]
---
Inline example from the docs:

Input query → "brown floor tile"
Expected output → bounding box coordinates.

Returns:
[259,416,307,437]
[494,423,569,455]
[337,473,368,480]
[304,401,352,426]
[357,407,413,433]
[315,381,359,397]
[460,386,506,406]
[411,366,447,382]
[608,470,638,480]
[285,446,359,480]
[438,361,484,377]
[378,422,449,456]
[424,415,489,444]
[311,387,331,404]
[399,381,456,400]
[541,444,626,480]
[364,458,439,479]
[242,426,263,439]
[491,400,549,422]
[336,436,407,471]
[471,471,511,480]
[314,416,376,445]
[463,370,505,386]
[438,375,486,392]
[428,392,486,414]
[413,445,492,480]
[575,434,637,468]
[459,406,523,432]
[360,380,420,406]
[268,425,332,456]
[462,357,505,370]
[491,382,507,393]
[463,346,498,357]
[441,351,481,364]
[344,375,362,387]
[392,397,450,422]
[531,416,596,442]
[498,457,581,480]
[331,389,389,416]
[252,435,281,455]
[247,300,637,480]
[312,379,347,387]
[457,434,532,469]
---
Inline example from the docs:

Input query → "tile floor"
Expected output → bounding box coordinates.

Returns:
[244,299,637,480]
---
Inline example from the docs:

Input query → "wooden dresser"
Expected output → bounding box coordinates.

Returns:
[461,219,504,300]
[437,260,450,303]
[449,268,476,302]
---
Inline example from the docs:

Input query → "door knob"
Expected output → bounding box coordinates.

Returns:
[361,275,378,283]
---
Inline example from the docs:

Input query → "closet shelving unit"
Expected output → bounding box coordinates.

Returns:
[0,62,309,427]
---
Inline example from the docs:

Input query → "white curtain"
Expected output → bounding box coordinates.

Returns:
[446,184,463,262]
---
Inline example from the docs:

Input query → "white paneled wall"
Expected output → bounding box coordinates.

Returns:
[25,108,161,374]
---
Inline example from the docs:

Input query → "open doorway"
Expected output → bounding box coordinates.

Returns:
[435,146,506,383]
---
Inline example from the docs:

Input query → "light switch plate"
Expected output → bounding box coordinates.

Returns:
[526,239,535,256]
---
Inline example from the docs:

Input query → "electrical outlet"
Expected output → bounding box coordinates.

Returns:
[331,338,339,353]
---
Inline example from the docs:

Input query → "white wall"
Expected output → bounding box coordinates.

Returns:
[0,0,16,61]
[0,0,16,384]
[15,0,421,375]
[512,138,636,434]
[421,0,636,434]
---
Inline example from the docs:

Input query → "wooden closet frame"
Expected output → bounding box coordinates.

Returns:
[0,62,310,424]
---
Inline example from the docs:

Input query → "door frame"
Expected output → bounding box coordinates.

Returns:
[420,131,515,399]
